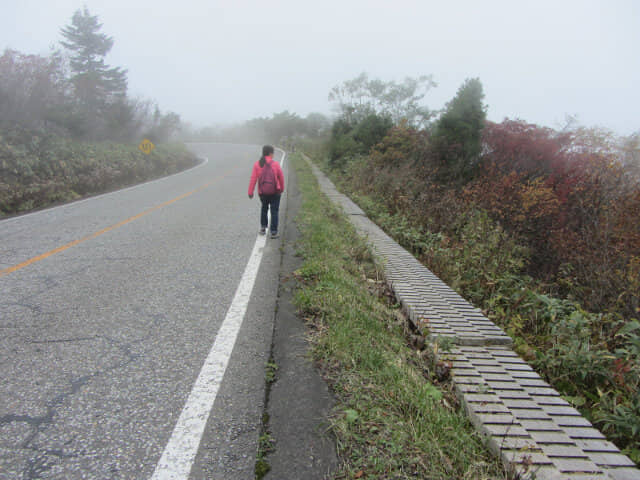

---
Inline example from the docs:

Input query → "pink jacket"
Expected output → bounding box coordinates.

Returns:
[248,156,285,196]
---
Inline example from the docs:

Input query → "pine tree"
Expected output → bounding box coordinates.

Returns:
[432,78,487,183]
[60,7,128,137]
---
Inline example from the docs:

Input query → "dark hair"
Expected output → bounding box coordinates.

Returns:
[259,145,274,167]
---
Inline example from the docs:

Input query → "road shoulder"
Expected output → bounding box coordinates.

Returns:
[263,159,338,479]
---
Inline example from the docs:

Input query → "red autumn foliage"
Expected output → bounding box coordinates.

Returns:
[463,120,639,315]
[345,119,639,319]
[480,119,571,178]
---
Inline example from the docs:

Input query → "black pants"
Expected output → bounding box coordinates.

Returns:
[260,194,281,233]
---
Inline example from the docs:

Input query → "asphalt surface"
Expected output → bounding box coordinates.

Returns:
[0,144,291,479]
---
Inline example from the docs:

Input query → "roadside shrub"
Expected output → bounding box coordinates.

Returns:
[328,133,359,170]
[352,113,393,153]
[0,126,199,216]
[327,113,393,171]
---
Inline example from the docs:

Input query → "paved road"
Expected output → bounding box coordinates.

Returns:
[0,144,285,479]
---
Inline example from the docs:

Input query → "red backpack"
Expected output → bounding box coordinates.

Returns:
[259,160,278,195]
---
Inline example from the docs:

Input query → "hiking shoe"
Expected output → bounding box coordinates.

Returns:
[270,231,279,239]
[259,227,266,235]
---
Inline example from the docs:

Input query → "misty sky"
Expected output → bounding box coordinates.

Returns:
[2,0,639,135]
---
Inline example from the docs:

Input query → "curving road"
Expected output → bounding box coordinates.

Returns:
[0,143,286,479]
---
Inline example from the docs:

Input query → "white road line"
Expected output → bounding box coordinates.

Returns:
[276,148,286,169]
[151,151,287,479]
[150,233,267,480]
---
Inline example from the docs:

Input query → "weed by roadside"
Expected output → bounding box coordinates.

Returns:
[255,429,275,480]
[255,357,278,479]
[265,360,278,385]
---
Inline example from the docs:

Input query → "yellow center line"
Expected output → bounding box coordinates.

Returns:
[0,177,222,279]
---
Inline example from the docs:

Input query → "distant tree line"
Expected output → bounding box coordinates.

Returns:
[0,7,180,144]
[183,110,332,148]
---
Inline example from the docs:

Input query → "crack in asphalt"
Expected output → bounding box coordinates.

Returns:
[1,300,46,316]
[1,289,169,478]
[0,333,143,480]
[6,307,170,479]
[24,447,80,479]
[26,336,101,345]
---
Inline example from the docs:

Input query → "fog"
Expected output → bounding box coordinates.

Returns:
[2,0,639,134]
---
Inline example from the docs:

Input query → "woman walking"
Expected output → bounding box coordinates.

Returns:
[248,145,285,238]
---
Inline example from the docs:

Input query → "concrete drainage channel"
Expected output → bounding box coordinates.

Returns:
[303,156,640,480]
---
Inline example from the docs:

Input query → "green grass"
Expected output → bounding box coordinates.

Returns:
[291,153,509,479]
[255,429,274,479]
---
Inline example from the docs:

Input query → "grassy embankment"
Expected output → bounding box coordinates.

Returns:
[289,152,511,479]
[325,150,640,465]
[0,129,199,217]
